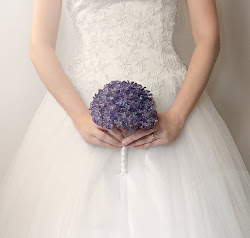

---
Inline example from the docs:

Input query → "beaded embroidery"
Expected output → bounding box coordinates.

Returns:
[64,0,188,106]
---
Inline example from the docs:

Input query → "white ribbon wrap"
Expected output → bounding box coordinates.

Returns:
[120,132,129,236]
[120,131,128,175]
[120,146,128,175]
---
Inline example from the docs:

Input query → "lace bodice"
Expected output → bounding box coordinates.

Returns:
[64,0,188,110]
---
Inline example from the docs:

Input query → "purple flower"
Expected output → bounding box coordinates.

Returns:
[89,80,159,131]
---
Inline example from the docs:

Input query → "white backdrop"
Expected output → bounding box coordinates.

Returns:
[0,0,249,181]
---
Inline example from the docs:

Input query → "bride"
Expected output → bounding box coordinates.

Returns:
[0,0,249,237]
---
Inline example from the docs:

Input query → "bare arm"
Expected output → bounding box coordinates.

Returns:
[121,0,221,148]
[30,0,124,148]
[30,0,89,124]
[169,0,221,123]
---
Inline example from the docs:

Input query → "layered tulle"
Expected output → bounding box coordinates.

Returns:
[0,87,249,238]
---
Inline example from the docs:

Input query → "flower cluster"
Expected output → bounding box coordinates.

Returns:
[89,80,159,131]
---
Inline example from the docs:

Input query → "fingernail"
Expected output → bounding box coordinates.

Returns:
[122,140,127,145]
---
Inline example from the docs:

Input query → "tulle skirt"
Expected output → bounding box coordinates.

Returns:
[0,88,249,238]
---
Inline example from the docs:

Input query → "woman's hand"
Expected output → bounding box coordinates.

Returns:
[121,110,186,149]
[74,112,126,149]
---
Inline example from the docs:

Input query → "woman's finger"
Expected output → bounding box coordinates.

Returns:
[96,125,126,141]
[122,128,157,146]
[126,130,161,147]
[120,128,127,134]
[134,138,162,149]
[94,129,123,148]
[89,135,122,149]
[107,127,126,142]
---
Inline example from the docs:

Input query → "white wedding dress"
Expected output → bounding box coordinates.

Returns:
[0,0,249,237]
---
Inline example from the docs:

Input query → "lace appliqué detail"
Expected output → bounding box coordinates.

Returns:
[64,0,188,106]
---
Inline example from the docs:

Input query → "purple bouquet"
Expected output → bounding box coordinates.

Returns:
[89,80,159,175]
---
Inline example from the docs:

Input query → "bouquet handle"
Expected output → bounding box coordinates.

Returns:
[121,132,128,175]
